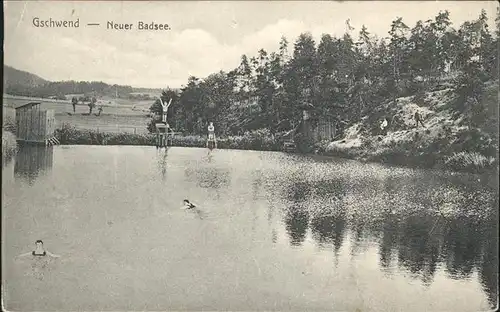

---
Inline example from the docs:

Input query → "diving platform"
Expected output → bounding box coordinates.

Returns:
[155,123,177,148]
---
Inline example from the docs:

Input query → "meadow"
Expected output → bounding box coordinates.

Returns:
[2,94,151,134]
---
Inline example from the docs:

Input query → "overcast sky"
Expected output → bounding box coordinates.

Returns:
[4,1,498,88]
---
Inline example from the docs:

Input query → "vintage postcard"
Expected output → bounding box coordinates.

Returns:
[2,1,499,311]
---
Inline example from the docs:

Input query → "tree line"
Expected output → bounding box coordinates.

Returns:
[5,80,134,100]
[151,9,499,138]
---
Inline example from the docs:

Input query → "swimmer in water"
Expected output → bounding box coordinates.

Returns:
[181,199,197,210]
[16,240,60,258]
[181,199,204,219]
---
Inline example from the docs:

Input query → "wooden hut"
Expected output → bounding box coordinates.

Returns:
[311,115,336,141]
[298,103,337,142]
[15,102,58,145]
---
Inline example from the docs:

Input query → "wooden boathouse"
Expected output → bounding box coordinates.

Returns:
[15,102,59,145]
[282,103,337,152]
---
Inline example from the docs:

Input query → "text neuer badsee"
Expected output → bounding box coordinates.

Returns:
[107,21,171,30]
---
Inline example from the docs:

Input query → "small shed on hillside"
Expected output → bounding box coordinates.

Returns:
[297,103,337,141]
[15,102,58,145]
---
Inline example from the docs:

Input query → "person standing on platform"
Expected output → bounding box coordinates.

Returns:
[207,122,217,149]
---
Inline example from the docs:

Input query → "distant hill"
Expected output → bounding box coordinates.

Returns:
[3,65,49,89]
[2,65,167,100]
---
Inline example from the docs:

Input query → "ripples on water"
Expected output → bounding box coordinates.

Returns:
[2,146,498,311]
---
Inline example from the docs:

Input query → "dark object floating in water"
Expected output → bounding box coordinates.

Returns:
[107,221,113,225]
[66,112,72,116]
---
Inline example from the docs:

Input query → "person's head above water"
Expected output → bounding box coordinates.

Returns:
[183,199,190,204]
[34,240,45,252]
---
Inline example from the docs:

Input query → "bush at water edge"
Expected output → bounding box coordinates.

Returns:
[55,124,283,151]
[2,131,18,163]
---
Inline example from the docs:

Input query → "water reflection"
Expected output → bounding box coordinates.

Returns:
[284,207,309,247]
[276,172,498,308]
[195,168,230,189]
[3,145,498,311]
[283,181,312,246]
[14,145,54,185]
[310,213,346,254]
[184,165,231,201]
[396,215,440,285]
[479,217,498,308]
[379,212,399,271]
[309,178,348,254]
[157,149,169,181]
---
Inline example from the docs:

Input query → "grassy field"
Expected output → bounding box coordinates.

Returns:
[2,94,152,134]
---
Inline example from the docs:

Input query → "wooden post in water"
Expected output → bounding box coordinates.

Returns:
[155,123,167,148]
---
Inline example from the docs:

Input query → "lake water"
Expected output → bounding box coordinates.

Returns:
[2,145,498,311]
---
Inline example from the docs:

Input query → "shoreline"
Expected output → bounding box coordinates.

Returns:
[4,125,497,176]
[51,126,499,176]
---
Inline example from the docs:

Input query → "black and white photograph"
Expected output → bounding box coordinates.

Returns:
[2,1,499,311]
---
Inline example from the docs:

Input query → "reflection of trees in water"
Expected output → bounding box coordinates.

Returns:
[283,177,352,249]
[441,218,486,279]
[184,166,230,190]
[376,174,497,287]
[286,181,312,203]
[479,217,498,309]
[276,170,497,304]
[440,213,498,309]
[271,229,277,243]
[378,176,403,269]
[309,178,348,253]
[283,181,312,246]
[313,177,347,200]
[14,145,54,185]
[284,206,310,246]
[376,208,497,296]
[379,214,399,270]
[251,170,263,200]
[396,215,440,285]
[310,213,346,254]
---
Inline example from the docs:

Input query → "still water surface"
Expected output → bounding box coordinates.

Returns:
[2,145,498,311]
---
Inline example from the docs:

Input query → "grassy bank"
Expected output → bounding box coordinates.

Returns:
[2,131,18,164]
[318,82,499,174]
[55,124,283,151]
[55,122,498,174]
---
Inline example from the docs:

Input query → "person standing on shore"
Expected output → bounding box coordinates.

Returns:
[71,97,77,113]
[414,111,425,128]
[207,122,217,149]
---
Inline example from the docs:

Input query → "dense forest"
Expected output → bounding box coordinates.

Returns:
[151,9,499,145]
